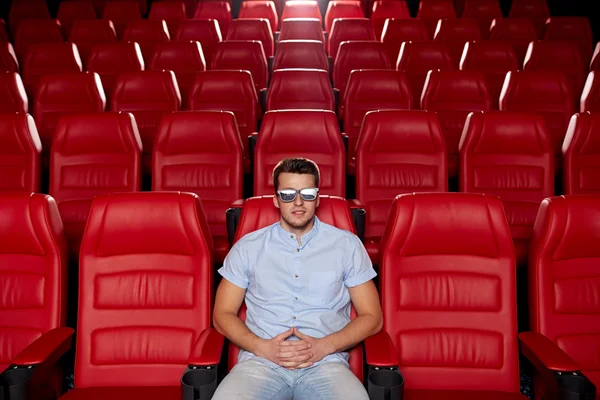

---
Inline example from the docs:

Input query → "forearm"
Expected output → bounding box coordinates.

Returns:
[214,312,263,355]
[324,313,382,354]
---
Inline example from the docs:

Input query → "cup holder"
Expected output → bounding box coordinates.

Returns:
[367,369,404,400]
[181,367,218,400]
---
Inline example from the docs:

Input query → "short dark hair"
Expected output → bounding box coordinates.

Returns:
[272,158,320,192]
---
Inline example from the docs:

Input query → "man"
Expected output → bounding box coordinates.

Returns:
[212,157,382,399]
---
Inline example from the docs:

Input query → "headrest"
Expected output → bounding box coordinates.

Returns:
[278,18,324,42]
[397,41,453,70]
[460,41,518,71]
[524,40,585,67]
[490,18,537,39]
[0,113,41,155]
[563,112,600,155]
[123,19,170,41]
[228,18,273,36]
[112,71,181,105]
[345,69,411,104]
[500,70,573,107]
[190,70,256,100]
[434,18,481,40]
[87,42,144,70]
[422,70,492,109]
[36,72,106,107]
[69,20,117,42]
[23,43,82,72]
[259,110,341,149]
[0,72,28,113]
[336,41,390,64]
[149,41,206,72]
[175,20,222,42]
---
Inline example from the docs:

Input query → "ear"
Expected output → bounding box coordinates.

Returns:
[316,195,320,208]
[273,194,280,209]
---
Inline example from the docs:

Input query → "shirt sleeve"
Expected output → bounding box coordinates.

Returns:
[218,244,249,289]
[343,234,377,287]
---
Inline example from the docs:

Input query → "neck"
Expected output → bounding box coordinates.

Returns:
[280,217,315,242]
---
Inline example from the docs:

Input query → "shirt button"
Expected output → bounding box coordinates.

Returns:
[295,274,299,278]
[295,297,298,300]
[290,235,294,238]
[296,248,300,252]
[293,316,296,319]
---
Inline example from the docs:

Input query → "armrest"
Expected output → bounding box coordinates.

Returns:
[365,332,404,400]
[267,56,274,77]
[226,205,243,247]
[259,89,268,114]
[348,199,363,208]
[365,331,398,368]
[518,332,579,372]
[328,56,334,74]
[346,199,365,241]
[333,87,339,111]
[341,132,348,150]
[181,329,225,400]
[189,328,225,367]
[12,327,74,367]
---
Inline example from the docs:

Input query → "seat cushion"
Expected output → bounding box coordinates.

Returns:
[365,236,380,265]
[214,235,230,264]
[405,389,527,399]
[60,386,181,400]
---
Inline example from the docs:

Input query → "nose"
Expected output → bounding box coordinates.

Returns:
[293,193,304,206]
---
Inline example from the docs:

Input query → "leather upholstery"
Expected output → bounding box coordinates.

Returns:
[461,0,503,39]
[239,2,278,33]
[8,0,51,37]
[433,18,481,67]
[325,1,364,33]
[193,1,231,38]
[508,0,549,39]
[227,19,274,58]
[267,68,334,112]
[543,17,594,63]
[122,19,170,64]
[211,40,269,92]
[489,18,537,65]
[372,1,411,41]
[562,112,600,195]
[68,20,118,70]
[282,1,322,22]
[273,40,328,71]
[56,1,95,37]
[580,71,600,113]
[416,0,456,39]
[148,1,187,38]
[0,42,19,74]
[278,18,325,43]
[459,111,554,267]
[0,113,41,193]
[102,1,141,38]
[356,110,447,264]
[328,18,375,60]
[0,72,28,113]
[13,19,64,60]
[381,19,428,63]
[174,20,222,68]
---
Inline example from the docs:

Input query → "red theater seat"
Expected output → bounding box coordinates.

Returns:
[148,1,187,37]
[0,18,8,42]
[102,1,142,38]
[193,1,232,38]
[371,2,411,41]
[282,0,322,23]
[508,0,548,39]
[266,68,334,112]
[49,112,141,257]
[459,111,554,267]
[356,110,447,264]
[417,0,456,39]
[13,19,64,60]
[122,19,171,64]
[69,20,117,68]
[254,110,345,197]
[8,0,51,37]
[489,18,537,65]
[226,19,274,58]
[433,18,481,67]
[238,1,278,33]
[328,18,376,60]
[562,112,600,195]
[0,72,28,113]
[56,1,97,37]
[211,40,268,93]
[325,1,363,33]
[0,114,41,192]
[544,17,594,63]
[461,0,502,39]
[278,18,324,43]
[174,19,222,68]
[153,111,243,264]
[581,71,600,113]
[273,40,328,71]
[380,18,429,63]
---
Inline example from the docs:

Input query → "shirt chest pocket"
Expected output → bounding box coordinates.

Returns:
[309,270,340,304]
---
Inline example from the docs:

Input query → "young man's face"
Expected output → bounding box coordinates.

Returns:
[273,172,320,234]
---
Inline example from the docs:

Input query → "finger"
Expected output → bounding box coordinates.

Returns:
[274,327,294,340]
[277,349,313,359]
[295,361,314,369]
[293,327,308,339]
[278,340,311,349]
[278,359,313,368]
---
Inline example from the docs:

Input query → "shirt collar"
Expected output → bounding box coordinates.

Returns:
[276,216,321,248]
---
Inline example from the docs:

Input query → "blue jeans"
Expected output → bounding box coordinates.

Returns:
[212,358,369,400]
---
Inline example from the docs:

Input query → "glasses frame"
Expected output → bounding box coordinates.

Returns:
[276,188,320,202]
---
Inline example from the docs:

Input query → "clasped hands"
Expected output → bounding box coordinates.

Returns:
[257,327,332,370]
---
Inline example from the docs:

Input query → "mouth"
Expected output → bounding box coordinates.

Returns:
[291,210,306,217]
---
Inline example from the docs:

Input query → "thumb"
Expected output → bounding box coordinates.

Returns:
[293,327,307,339]
[274,327,294,340]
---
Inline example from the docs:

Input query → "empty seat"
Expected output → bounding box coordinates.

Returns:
[328,18,376,60]
[500,70,575,172]
[417,0,456,38]
[0,18,8,42]
[102,1,141,38]
[333,41,392,99]
[122,19,171,64]
[508,0,548,38]
[58,192,218,400]
[34,72,106,160]
[562,112,600,194]
[8,0,51,36]
[489,18,537,64]
[282,1,322,23]
[581,71,600,113]
[0,114,41,192]
[371,192,526,397]
[148,41,206,109]
[226,19,274,58]
[371,1,411,41]
[355,110,447,263]
[591,43,600,71]
[273,40,328,70]
[153,111,243,264]
[111,71,181,173]
[0,192,69,378]
[544,17,594,62]
[111,0,148,15]
[523,40,587,103]
[433,18,481,67]
[20,43,83,99]
[342,69,412,173]
[49,112,141,257]
[325,1,363,33]
[266,68,334,111]
[13,19,64,59]
[461,0,502,39]
[0,72,28,113]
[148,1,187,37]
[238,2,278,32]
[174,19,222,67]
[460,41,519,108]
[69,20,117,67]
[254,110,346,196]
[158,0,195,18]
[56,1,97,37]
[211,40,268,92]
[396,41,455,108]
[459,111,554,266]
[380,18,429,62]
[422,69,492,177]
[0,42,19,73]
[278,18,324,43]
[193,1,232,38]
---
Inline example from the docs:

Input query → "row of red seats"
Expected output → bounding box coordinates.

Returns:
[1,108,599,266]
[1,189,598,398]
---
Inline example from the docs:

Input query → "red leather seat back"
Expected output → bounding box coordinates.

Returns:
[49,112,142,256]
[333,41,391,98]
[193,1,232,37]
[254,110,346,197]
[356,110,447,262]
[148,41,206,109]
[238,1,278,32]
[228,195,362,380]
[380,19,429,63]
[460,40,518,108]
[0,114,41,193]
[211,40,268,92]
[0,72,28,113]
[153,110,243,259]
[543,17,593,62]
[56,1,97,37]
[122,19,171,63]
[371,2,411,41]
[508,0,548,38]
[499,70,575,168]
[13,19,64,59]
[461,0,503,39]
[102,1,142,38]
[328,18,375,60]
[459,111,554,265]
[227,19,274,58]
[325,1,364,33]
[34,72,106,152]
[8,0,51,37]
[282,0,322,22]
[273,40,328,70]
[0,42,19,74]
[73,192,214,388]
[433,18,481,67]
[379,192,519,392]
[489,18,537,64]
[278,18,324,42]
[421,69,492,177]
[267,68,334,111]
[0,18,7,42]
[396,41,455,108]
[529,194,600,387]
[523,40,587,103]
[417,0,456,38]
[562,112,600,195]
[69,20,118,69]
[86,42,144,102]
[148,1,187,38]
[174,20,222,67]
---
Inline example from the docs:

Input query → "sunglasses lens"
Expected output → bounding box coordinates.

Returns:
[278,190,296,202]
[300,189,318,201]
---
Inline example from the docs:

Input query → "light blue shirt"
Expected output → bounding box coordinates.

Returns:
[218,216,377,368]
